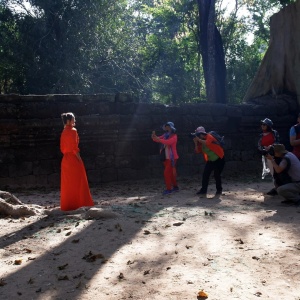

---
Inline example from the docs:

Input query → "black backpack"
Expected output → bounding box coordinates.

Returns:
[209,131,225,148]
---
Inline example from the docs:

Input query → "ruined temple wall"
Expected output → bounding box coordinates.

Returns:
[0,93,298,188]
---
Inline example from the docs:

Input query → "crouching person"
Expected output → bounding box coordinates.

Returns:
[266,144,300,205]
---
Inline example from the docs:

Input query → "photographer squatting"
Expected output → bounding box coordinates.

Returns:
[266,144,300,205]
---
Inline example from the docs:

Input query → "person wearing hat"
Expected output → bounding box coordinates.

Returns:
[258,118,280,195]
[152,122,179,195]
[289,113,300,159]
[193,126,225,196]
[266,144,300,205]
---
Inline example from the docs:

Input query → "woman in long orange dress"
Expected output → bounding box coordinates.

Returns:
[60,112,94,211]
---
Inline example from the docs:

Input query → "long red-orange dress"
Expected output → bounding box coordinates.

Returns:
[60,125,94,211]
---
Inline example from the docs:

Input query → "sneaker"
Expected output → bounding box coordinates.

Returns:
[162,190,172,195]
[294,199,300,206]
[215,190,222,195]
[172,186,179,192]
[266,188,278,196]
[281,199,294,204]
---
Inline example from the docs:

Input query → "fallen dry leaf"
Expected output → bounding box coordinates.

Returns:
[173,222,184,226]
[235,238,244,244]
[58,263,68,270]
[82,251,105,262]
[0,278,7,286]
[197,289,208,298]
[143,269,151,275]
[28,278,34,284]
[58,275,69,281]
[14,259,22,265]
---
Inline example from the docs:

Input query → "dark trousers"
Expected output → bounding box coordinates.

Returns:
[201,157,225,192]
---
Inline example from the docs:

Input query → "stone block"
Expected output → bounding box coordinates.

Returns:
[96,155,115,168]
[101,168,118,182]
[85,103,110,115]
[84,94,115,102]
[115,93,133,103]
[0,135,11,148]
[0,103,17,118]
[136,168,152,179]
[117,168,137,181]
[131,156,149,169]
[0,120,18,134]
[0,164,9,178]
[48,173,60,187]
[151,167,163,178]
[33,159,60,175]
[210,104,227,116]
[97,142,115,156]
[134,140,157,156]
[115,156,131,168]
[82,158,97,170]
[115,141,132,156]
[9,162,33,177]
[116,103,136,115]
[136,103,153,115]
[87,170,101,184]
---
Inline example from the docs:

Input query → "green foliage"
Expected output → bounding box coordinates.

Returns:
[0,0,294,103]
[0,0,145,95]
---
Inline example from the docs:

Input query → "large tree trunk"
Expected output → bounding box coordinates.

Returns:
[244,0,300,105]
[197,0,227,103]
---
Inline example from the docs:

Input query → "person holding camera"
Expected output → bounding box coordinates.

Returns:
[289,113,300,160]
[193,126,225,196]
[152,121,179,195]
[258,118,280,195]
[266,144,300,206]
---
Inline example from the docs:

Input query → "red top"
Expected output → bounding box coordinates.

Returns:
[261,132,275,147]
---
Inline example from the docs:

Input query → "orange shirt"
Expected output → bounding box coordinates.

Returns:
[196,133,224,161]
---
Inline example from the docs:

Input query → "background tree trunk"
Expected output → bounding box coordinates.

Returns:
[244,0,300,105]
[197,0,227,103]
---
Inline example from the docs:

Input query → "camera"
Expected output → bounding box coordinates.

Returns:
[189,132,201,139]
[261,145,275,156]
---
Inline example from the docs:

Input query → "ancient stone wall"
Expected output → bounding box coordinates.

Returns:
[0,93,298,188]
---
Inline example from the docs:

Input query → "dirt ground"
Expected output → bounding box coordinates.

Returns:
[0,176,300,300]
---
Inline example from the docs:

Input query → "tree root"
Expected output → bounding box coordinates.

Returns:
[0,191,37,217]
